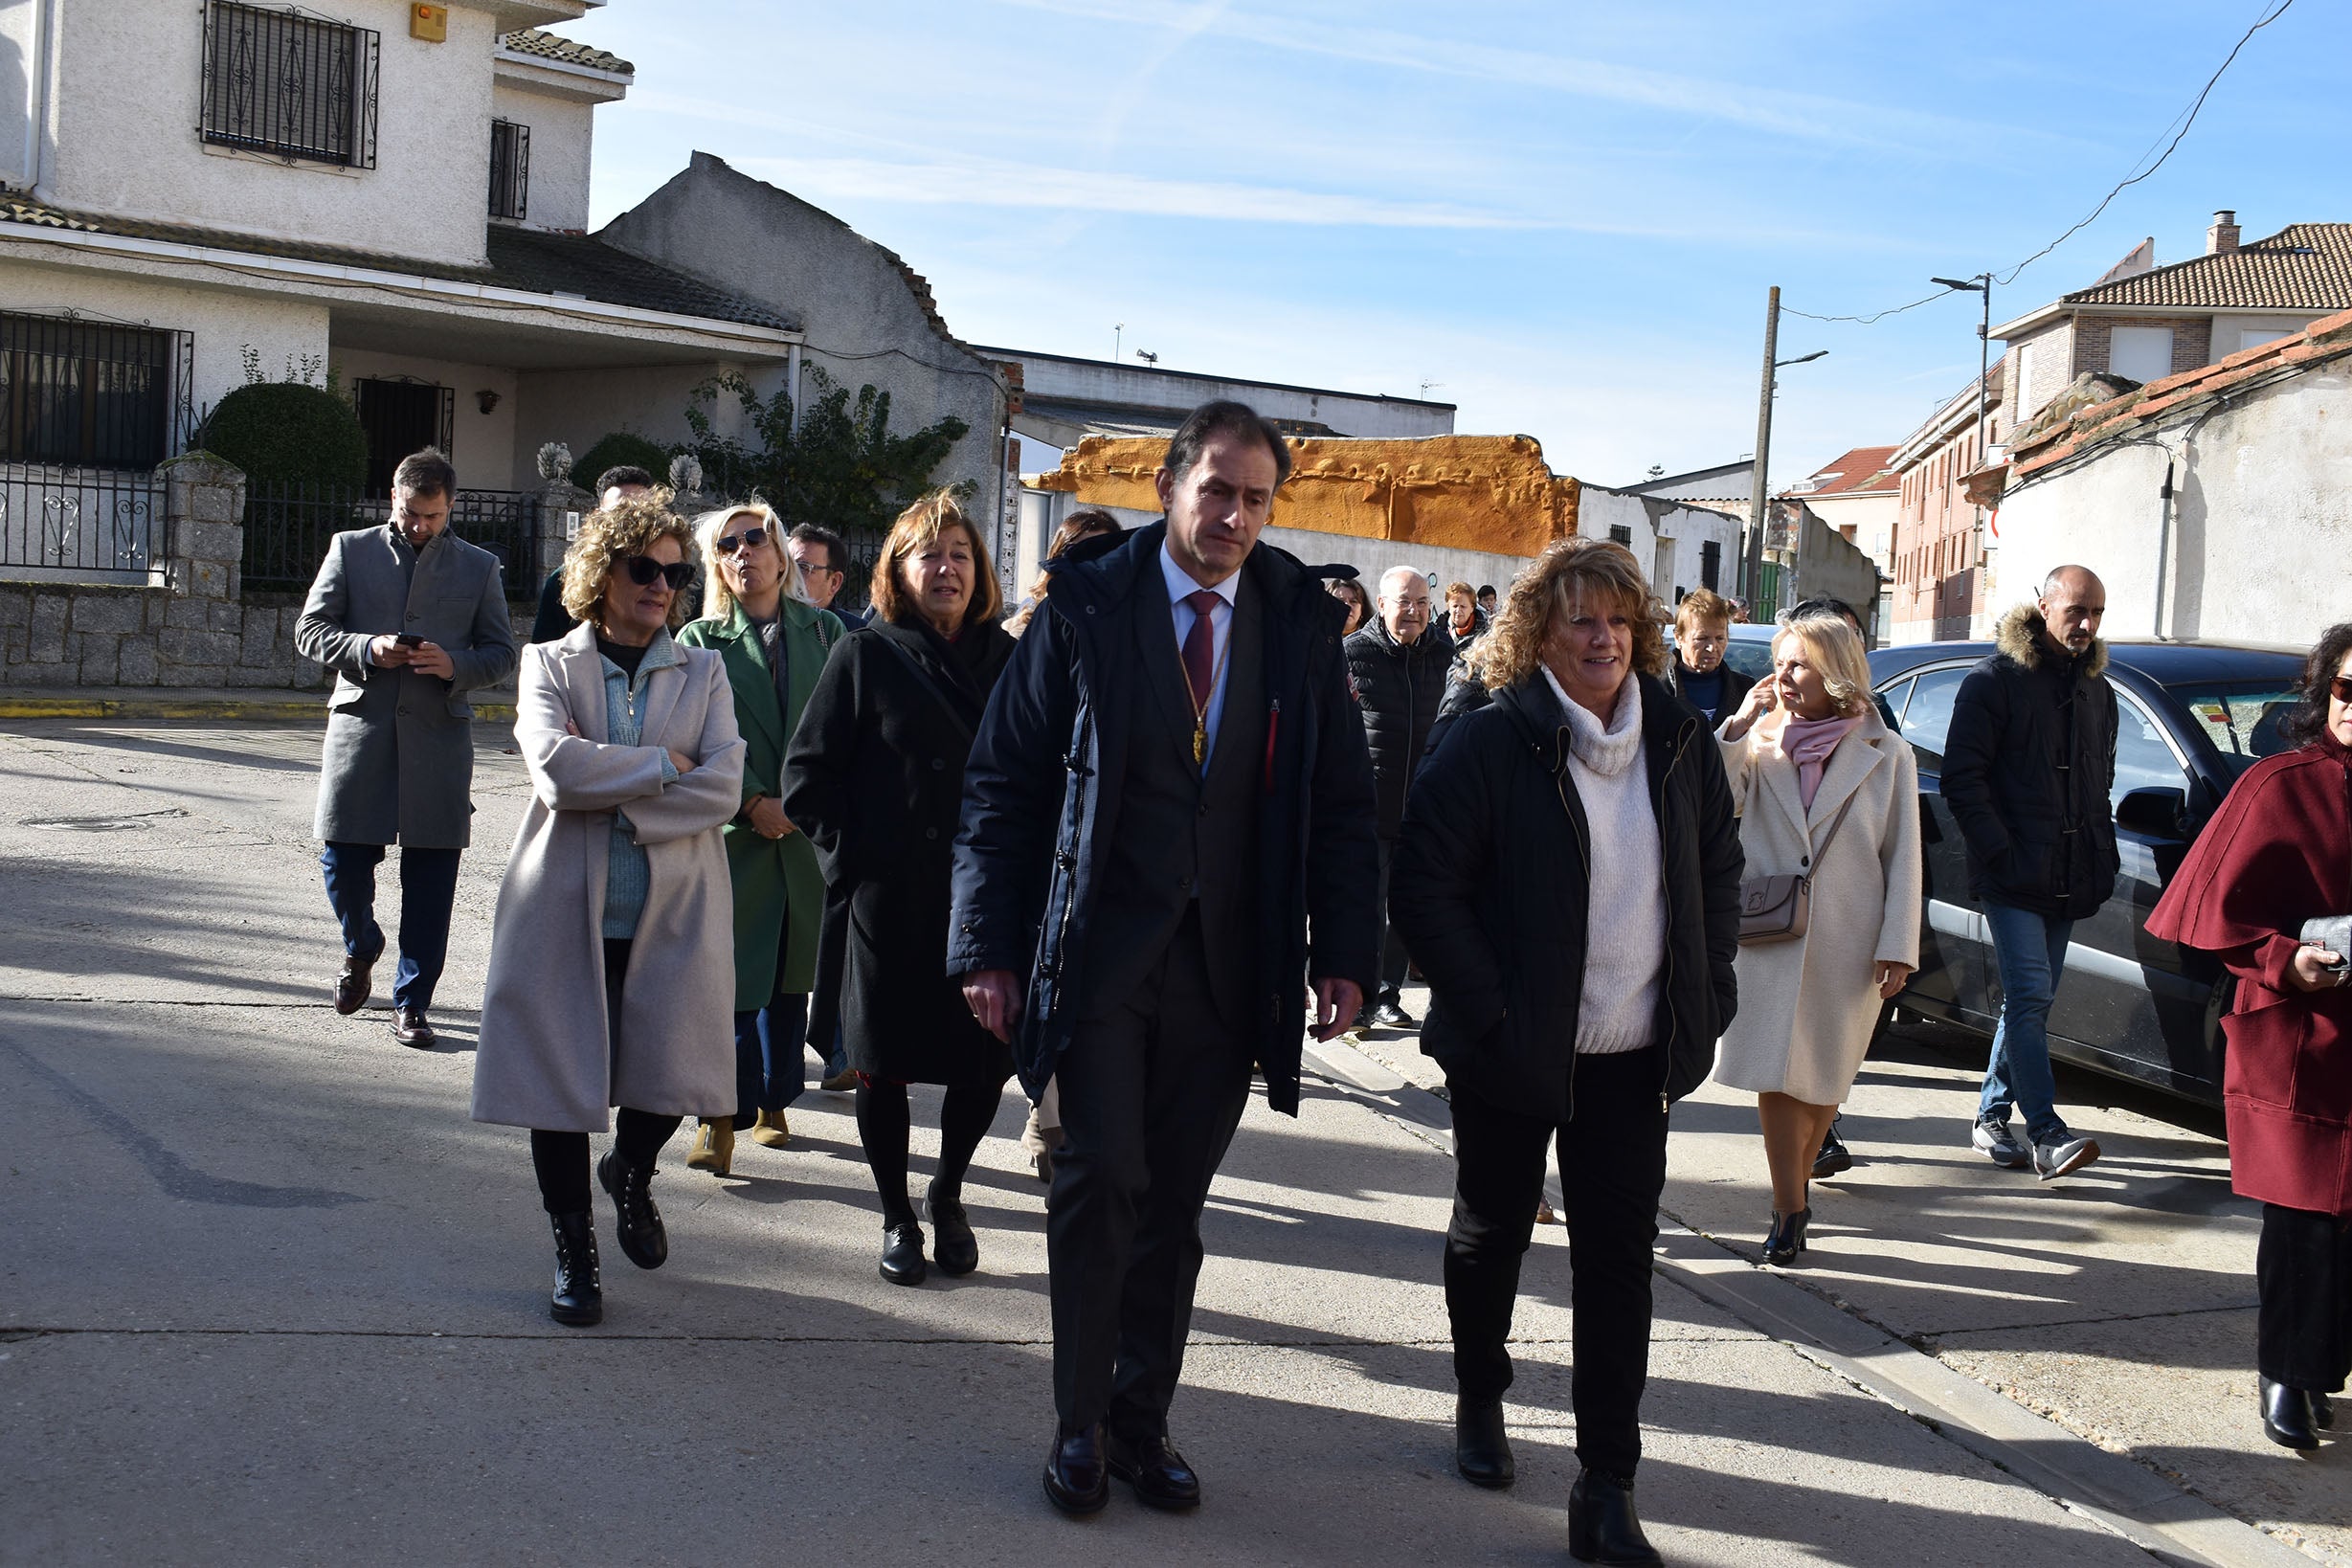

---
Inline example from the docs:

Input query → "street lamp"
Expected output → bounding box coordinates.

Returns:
[1742,282,1830,606]
[1932,276,1993,465]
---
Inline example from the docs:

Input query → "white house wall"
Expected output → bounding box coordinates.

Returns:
[1,0,39,190]
[331,347,520,490]
[1995,364,2352,647]
[489,79,594,233]
[511,360,762,485]
[42,0,497,269]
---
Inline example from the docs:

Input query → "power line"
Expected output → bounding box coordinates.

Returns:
[1782,0,2294,325]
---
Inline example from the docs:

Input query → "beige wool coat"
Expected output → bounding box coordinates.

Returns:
[471,624,748,1133]
[1713,705,1923,1105]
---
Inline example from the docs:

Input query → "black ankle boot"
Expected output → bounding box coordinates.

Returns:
[929,1183,978,1277]
[2261,1377,2319,1449]
[597,1150,667,1270]
[1454,1394,1514,1489]
[548,1209,602,1326]
[1568,1467,1662,1565]
[1762,1206,1810,1266]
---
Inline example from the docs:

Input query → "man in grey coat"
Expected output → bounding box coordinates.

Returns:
[296,448,516,1046]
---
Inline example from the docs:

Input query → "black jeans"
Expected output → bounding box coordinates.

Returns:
[2259,1202,2352,1393]
[1049,907,1255,1440]
[1374,836,1410,1001]
[1445,1047,1669,1479]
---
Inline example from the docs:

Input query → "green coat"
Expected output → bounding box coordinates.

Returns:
[678,600,844,1009]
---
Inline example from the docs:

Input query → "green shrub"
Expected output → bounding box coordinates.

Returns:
[573,432,672,490]
[198,382,369,490]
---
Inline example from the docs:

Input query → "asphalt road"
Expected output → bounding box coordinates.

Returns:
[0,716,2339,1566]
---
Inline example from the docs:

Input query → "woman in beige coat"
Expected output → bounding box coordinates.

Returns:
[1714,610,1921,1266]
[473,497,747,1327]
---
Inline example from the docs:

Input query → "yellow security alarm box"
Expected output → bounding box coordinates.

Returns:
[412,4,448,41]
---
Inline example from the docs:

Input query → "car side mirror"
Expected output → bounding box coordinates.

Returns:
[2115,786,2186,840]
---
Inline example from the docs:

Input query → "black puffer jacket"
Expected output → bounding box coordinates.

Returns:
[1346,616,1454,839]
[1391,673,1744,1120]
[1667,654,1754,724]
[1940,604,2119,919]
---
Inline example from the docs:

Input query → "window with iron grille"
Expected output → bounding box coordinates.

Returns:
[1607,525,1633,547]
[1,312,190,471]
[489,120,530,220]
[201,2,380,169]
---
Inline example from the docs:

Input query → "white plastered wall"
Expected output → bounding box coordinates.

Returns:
[489,78,593,233]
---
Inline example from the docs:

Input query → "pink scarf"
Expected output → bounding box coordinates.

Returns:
[1778,712,1864,811]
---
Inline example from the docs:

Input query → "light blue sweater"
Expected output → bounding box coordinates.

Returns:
[599,631,683,940]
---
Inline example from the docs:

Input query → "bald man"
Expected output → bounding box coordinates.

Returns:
[1941,565,2117,1181]
[1345,566,1452,1028]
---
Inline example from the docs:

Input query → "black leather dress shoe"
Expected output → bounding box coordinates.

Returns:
[2314,1390,2337,1430]
[392,1005,436,1048]
[880,1221,927,1286]
[1108,1429,1201,1510]
[596,1150,667,1270]
[1568,1468,1662,1565]
[1042,1422,1110,1515]
[548,1209,602,1327]
[333,952,375,1016]
[1454,1394,1514,1488]
[1370,999,1418,1028]
[2261,1377,2319,1450]
[929,1189,978,1277]
[1812,1120,1853,1178]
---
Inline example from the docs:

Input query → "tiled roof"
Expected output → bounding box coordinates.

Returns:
[1794,444,1898,497]
[0,197,795,332]
[2059,223,2352,311]
[2009,306,2352,481]
[499,29,633,76]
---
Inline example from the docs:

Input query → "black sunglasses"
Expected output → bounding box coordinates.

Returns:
[620,556,693,592]
[2331,676,2352,706]
[712,526,770,556]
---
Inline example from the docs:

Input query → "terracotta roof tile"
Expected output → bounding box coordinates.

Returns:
[1794,444,1899,497]
[2058,223,2352,311]
[500,28,633,76]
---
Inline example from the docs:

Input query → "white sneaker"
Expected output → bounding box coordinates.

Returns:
[2032,1131,2100,1180]
[1971,1117,2029,1169]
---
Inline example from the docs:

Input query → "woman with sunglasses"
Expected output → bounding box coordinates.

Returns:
[674,504,846,1176]
[473,497,747,1327]
[2148,623,2352,1451]
[784,491,1017,1286]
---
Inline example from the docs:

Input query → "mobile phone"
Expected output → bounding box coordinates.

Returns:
[394,634,424,648]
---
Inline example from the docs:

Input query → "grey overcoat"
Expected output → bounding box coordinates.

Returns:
[470,624,747,1133]
[295,524,518,848]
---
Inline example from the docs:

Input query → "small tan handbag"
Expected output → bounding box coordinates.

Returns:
[1736,777,1860,947]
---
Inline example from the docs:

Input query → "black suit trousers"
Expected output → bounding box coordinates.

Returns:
[1049,906,1255,1438]
[1444,1046,1668,1479]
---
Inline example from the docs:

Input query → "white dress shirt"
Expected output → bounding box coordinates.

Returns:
[1160,541,1239,766]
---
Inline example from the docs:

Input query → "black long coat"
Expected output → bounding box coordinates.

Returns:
[783,613,1016,1087]
[1345,616,1454,840]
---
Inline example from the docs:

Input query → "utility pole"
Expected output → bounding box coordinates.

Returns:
[1744,286,1780,608]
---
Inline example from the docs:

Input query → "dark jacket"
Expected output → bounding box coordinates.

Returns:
[1390,672,1744,1120]
[1345,616,1454,839]
[1667,654,1754,725]
[1940,604,2119,919]
[783,612,1016,1086]
[947,522,1381,1114]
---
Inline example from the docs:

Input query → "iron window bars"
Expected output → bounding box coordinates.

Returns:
[201,1,380,169]
[489,120,530,220]
[0,310,193,472]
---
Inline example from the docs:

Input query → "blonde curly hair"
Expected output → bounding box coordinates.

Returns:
[560,494,697,630]
[1467,536,1668,690]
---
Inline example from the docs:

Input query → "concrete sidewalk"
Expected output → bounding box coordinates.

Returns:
[0,685,515,722]
[0,714,2331,1565]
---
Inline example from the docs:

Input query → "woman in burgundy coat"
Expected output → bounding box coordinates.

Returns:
[2147,622,2352,1452]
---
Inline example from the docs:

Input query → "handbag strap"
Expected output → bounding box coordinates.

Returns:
[1808,786,1862,867]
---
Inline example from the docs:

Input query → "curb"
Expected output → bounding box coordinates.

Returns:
[1299,1036,2310,1568]
[0,692,516,722]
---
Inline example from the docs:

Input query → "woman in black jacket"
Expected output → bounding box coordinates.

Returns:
[783,493,1017,1287]
[1392,537,1742,1567]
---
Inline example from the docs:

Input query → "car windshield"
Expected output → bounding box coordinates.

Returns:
[1722,632,1775,682]
[2167,679,2300,772]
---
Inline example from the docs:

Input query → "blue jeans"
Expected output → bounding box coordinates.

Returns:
[320,841,461,1012]
[1977,898,2075,1143]
[734,992,812,1124]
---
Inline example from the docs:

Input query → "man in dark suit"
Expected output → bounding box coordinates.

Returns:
[951,401,1379,1517]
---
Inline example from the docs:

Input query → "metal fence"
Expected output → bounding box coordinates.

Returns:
[242,483,544,593]
[0,462,167,584]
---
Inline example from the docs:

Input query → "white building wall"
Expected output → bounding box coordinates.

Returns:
[331,347,520,490]
[510,359,760,485]
[41,0,497,268]
[1,0,41,190]
[1994,363,2352,648]
[489,78,594,233]
[995,350,1454,440]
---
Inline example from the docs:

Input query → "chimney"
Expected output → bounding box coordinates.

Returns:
[2207,210,2241,255]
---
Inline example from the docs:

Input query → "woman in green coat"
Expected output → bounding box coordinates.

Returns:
[676,504,845,1176]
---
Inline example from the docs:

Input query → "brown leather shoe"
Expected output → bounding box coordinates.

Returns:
[333,952,374,1016]
[392,1005,436,1049]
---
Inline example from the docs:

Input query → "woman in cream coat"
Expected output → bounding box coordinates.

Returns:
[474,496,747,1327]
[1715,610,1920,1266]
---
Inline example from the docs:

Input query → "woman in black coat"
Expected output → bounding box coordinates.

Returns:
[783,493,1016,1287]
[1392,538,1742,1567]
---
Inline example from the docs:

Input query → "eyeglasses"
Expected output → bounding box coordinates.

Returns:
[2331,676,2352,705]
[620,556,693,592]
[712,526,770,556]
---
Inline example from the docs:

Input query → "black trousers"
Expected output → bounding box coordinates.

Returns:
[1445,1047,1668,1480]
[526,938,683,1214]
[1049,907,1254,1439]
[1374,836,1410,1000]
[2259,1201,2352,1393]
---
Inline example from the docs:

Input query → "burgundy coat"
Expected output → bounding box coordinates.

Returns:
[2145,740,2352,1216]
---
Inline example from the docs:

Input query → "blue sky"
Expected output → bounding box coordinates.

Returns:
[562,0,2344,487]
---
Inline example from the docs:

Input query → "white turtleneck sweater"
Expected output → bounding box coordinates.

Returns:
[1539,667,1666,1054]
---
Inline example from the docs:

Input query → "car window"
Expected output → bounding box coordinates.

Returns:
[1895,666,1967,772]
[2112,694,2188,812]
[1722,635,1775,682]
[2167,679,2299,767]
[1876,676,1915,727]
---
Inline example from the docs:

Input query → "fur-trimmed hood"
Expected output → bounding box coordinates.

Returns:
[1994,602,2109,681]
